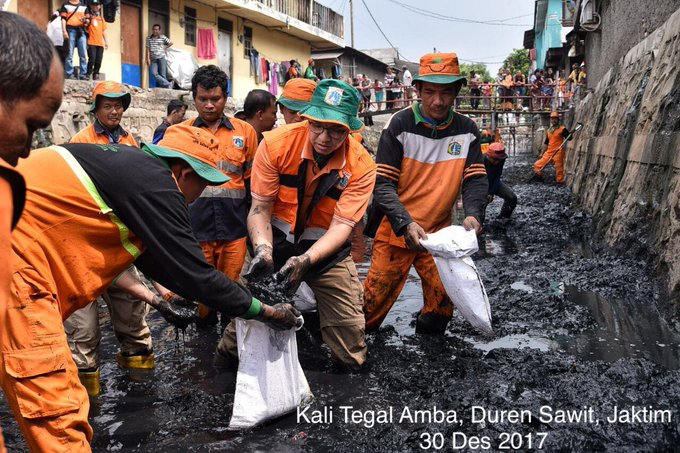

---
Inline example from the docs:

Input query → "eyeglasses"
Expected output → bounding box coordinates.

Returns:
[307,121,348,140]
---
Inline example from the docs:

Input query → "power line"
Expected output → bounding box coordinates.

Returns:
[359,0,416,62]
[387,0,532,27]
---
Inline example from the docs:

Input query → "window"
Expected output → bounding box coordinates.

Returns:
[184,6,196,47]
[243,26,252,58]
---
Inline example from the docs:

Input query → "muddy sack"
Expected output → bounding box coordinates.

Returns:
[420,226,493,335]
[228,317,313,430]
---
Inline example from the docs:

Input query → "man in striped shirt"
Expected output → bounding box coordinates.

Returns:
[363,53,488,335]
[146,24,173,88]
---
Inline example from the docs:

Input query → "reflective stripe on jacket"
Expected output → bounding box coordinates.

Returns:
[12,146,144,319]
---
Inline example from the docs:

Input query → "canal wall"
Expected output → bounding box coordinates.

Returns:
[567,7,680,310]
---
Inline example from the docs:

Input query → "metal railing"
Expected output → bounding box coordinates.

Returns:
[253,0,343,38]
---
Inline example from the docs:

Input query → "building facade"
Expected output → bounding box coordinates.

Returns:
[8,0,343,99]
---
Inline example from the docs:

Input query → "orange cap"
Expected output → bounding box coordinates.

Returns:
[90,81,131,112]
[412,53,467,85]
[142,124,229,185]
[277,78,317,112]
[550,111,560,118]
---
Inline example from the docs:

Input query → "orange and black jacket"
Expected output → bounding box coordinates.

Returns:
[366,104,488,243]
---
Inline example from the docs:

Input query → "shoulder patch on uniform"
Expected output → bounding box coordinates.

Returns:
[337,170,352,188]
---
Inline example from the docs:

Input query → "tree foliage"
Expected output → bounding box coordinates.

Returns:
[459,62,492,83]
[501,48,531,77]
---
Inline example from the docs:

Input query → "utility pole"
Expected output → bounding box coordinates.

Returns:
[350,0,355,48]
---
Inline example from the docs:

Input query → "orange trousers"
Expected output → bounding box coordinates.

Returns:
[0,427,5,453]
[363,239,453,333]
[197,238,247,319]
[1,270,92,452]
[533,148,565,183]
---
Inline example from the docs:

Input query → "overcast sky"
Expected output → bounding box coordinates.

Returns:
[316,0,535,74]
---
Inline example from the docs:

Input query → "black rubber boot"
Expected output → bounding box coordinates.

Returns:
[415,312,449,335]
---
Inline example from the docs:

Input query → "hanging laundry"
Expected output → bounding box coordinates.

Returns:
[197,29,217,59]
[250,49,259,77]
[269,63,279,96]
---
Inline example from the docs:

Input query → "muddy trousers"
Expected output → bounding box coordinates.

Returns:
[218,256,367,368]
[533,148,565,183]
[482,182,518,223]
[363,240,453,334]
[1,271,92,452]
[63,267,152,370]
[198,238,247,320]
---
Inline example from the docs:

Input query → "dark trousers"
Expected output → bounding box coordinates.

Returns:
[87,45,104,78]
[482,181,517,223]
[470,88,481,109]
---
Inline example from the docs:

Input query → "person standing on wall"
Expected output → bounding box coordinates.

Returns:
[146,23,173,88]
[152,99,187,144]
[60,0,90,80]
[84,0,107,80]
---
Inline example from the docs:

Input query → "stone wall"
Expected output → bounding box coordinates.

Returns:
[39,81,238,147]
[584,0,680,86]
[567,7,680,304]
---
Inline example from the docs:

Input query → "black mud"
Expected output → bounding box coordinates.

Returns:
[2,154,680,452]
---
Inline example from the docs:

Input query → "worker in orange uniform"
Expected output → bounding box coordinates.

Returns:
[177,65,259,327]
[277,77,317,124]
[216,79,376,371]
[2,124,300,452]
[533,111,571,184]
[0,12,65,452]
[363,53,488,335]
[65,81,151,396]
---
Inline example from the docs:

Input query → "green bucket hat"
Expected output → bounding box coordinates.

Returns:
[140,124,229,186]
[298,79,364,132]
[412,53,467,85]
[89,81,132,113]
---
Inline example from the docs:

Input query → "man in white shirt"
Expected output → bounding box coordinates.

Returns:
[402,64,413,105]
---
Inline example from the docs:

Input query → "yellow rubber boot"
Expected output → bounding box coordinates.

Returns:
[116,350,155,369]
[78,368,100,397]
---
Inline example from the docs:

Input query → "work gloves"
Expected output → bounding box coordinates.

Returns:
[256,302,302,331]
[244,244,274,281]
[155,294,199,330]
[274,253,311,294]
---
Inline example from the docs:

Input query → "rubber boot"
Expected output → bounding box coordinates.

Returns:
[78,368,100,397]
[415,312,449,335]
[213,346,238,370]
[116,349,155,369]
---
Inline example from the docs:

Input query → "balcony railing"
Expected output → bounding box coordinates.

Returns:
[253,0,344,38]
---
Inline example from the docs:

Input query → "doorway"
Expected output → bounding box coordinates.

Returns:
[218,18,233,96]
[121,1,142,86]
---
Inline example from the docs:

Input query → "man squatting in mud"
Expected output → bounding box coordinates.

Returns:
[0,13,300,450]
[363,52,488,334]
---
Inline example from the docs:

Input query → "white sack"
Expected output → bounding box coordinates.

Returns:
[228,318,313,430]
[420,226,493,335]
[292,282,317,312]
[165,48,199,90]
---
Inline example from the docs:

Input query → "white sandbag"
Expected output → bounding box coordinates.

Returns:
[292,282,317,312]
[228,317,313,430]
[165,48,199,90]
[420,226,493,335]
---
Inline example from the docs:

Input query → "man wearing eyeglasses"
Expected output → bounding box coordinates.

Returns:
[216,79,376,371]
[363,53,488,335]
[66,81,151,396]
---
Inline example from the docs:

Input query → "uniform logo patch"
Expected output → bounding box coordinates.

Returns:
[233,136,244,148]
[337,170,351,188]
[447,140,463,156]
[324,87,344,106]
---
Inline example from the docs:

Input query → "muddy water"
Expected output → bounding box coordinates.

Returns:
[2,154,680,452]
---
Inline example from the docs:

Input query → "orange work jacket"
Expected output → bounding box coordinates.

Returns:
[11,147,144,320]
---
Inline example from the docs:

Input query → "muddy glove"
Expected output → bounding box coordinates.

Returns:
[244,244,274,282]
[273,253,311,294]
[256,302,302,331]
[155,294,199,330]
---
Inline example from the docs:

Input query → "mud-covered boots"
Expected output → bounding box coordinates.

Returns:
[78,367,100,397]
[116,348,155,369]
[415,311,450,335]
